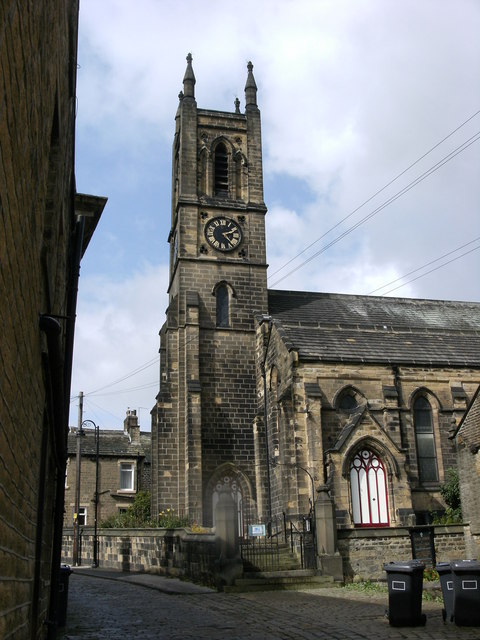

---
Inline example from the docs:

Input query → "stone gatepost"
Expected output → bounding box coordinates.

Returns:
[214,486,243,590]
[315,485,344,581]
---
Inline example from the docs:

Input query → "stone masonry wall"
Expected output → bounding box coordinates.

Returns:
[62,525,466,584]
[62,528,218,586]
[0,2,79,637]
[456,390,480,558]
[338,525,465,581]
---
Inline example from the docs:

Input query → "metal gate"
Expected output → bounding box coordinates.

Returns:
[240,513,316,571]
[286,513,316,570]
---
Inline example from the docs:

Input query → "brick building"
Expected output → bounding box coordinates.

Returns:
[151,56,480,555]
[0,3,106,637]
[64,410,151,529]
[453,387,480,559]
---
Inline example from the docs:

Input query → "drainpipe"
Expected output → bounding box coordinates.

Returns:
[260,316,273,533]
[45,210,85,637]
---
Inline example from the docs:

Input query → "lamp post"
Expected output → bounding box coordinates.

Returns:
[72,421,85,566]
[82,419,99,568]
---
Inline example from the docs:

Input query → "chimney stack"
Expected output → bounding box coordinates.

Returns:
[124,408,140,444]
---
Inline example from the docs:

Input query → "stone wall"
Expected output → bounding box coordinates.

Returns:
[63,525,467,584]
[456,389,480,559]
[62,528,218,586]
[338,525,465,581]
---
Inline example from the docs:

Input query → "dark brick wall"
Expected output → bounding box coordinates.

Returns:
[0,2,80,636]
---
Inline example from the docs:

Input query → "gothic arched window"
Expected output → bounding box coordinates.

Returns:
[216,283,230,327]
[350,450,389,527]
[414,396,438,483]
[214,143,229,195]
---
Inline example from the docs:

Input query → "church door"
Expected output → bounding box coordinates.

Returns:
[350,450,389,527]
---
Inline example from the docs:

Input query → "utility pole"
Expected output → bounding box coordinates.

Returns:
[73,392,84,566]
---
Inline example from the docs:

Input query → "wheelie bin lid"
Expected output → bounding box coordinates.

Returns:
[383,560,425,572]
[435,562,452,575]
[450,559,480,572]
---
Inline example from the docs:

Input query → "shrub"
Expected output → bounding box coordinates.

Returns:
[100,494,193,529]
[156,508,190,529]
[100,491,154,528]
[432,468,462,524]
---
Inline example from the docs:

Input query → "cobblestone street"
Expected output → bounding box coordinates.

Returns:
[59,569,480,640]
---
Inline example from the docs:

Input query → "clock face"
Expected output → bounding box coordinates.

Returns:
[204,217,242,252]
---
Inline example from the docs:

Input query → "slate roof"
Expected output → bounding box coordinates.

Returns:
[67,428,151,463]
[268,290,480,367]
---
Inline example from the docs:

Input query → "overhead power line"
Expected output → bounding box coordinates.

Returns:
[269,130,480,288]
[372,243,480,297]
[70,355,160,402]
[89,381,159,397]
[368,236,480,295]
[268,108,480,284]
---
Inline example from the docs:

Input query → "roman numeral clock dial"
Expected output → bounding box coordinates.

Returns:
[204,217,243,252]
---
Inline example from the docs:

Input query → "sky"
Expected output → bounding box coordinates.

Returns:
[70,0,480,430]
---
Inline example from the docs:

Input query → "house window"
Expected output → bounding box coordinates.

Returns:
[77,506,87,526]
[216,284,229,327]
[350,450,389,527]
[120,462,135,491]
[214,143,228,195]
[414,397,438,483]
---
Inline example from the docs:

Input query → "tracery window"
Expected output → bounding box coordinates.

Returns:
[350,450,389,527]
[414,397,438,483]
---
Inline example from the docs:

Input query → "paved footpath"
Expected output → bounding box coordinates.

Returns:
[59,568,480,640]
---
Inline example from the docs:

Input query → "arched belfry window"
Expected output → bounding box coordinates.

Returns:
[339,394,358,411]
[336,387,363,412]
[350,450,389,527]
[214,143,229,195]
[215,283,230,327]
[414,396,438,483]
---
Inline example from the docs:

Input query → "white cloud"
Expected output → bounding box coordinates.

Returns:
[70,263,169,430]
[72,0,480,427]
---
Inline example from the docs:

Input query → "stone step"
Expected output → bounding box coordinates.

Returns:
[224,573,335,594]
[244,569,317,579]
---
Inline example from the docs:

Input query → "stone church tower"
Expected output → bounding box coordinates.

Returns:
[151,56,268,525]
